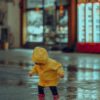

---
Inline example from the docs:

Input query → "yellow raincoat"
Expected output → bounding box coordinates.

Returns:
[29,47,64,87]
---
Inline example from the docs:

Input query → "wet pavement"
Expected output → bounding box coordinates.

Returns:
[0,49,100,100]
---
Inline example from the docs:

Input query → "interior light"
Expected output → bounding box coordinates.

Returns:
[59,5,64,16]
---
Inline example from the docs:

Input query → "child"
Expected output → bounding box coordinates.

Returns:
[29,47,64,100]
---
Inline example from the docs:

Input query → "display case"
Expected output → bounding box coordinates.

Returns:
[76,0,100,53]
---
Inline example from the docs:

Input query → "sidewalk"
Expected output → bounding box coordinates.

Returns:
[0,49,100,100]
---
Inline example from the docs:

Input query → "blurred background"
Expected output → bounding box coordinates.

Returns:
[0,0,100,100]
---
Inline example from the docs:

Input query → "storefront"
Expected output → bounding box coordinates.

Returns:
[20,0,72,50]
[76,0,100,53]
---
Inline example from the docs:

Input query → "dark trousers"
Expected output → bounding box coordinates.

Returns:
[38,85,58,95]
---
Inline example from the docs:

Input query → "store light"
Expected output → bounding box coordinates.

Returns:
[35,7,40,12]
[59,5,64,16]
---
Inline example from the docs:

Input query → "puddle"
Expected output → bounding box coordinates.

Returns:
[0,63,100,100]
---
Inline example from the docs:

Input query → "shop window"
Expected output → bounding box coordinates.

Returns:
[22,0,69,45]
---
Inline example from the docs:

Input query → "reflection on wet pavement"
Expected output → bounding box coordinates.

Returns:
[0,50,100,100]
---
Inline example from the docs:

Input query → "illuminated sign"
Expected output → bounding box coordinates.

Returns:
[77,3,85,42]
[93,2,100,42]
[86,3,93,42]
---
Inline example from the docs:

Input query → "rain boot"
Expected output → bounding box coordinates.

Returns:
[38,94,45,100]
[53,95,59,100]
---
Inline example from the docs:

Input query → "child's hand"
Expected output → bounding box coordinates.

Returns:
[59,74,64,78]
[28,72,33,77]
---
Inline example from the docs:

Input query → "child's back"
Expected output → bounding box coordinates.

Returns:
[29,47,64,100]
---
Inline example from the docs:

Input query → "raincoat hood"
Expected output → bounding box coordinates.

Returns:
[32,47,48,64]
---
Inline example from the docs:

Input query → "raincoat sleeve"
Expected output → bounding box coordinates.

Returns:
[29,65,38,75]
[57,66,64,77]
[53,60,64,76]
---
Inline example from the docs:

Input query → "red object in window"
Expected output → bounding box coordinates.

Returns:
[59,5,64,16]
[35,7,40,12]
[45,7,49,12]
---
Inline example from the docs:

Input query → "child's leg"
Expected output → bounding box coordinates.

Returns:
[49,86,59,100]
[38,85,45,94]
[38,85,45,100]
